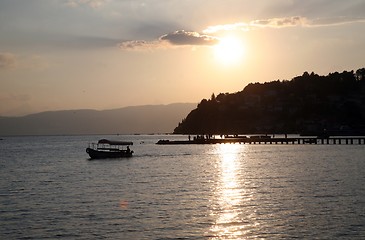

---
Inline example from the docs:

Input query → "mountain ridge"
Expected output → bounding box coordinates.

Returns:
[0,103,196,135]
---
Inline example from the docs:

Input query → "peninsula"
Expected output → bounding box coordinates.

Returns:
[174,68,365,136]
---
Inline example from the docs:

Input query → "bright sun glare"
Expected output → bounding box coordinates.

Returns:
[214,36,246,65]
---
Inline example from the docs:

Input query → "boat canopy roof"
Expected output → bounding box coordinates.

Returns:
[98,139,133,145]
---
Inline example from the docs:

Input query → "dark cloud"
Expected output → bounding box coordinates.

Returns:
[119,30,218,51]
[159,30,219,46]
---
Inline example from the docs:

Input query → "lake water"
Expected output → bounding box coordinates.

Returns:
[1,135,365,239]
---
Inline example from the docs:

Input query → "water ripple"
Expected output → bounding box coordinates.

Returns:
[0,136,365,239]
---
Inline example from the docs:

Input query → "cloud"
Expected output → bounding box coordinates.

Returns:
[119,40,165,51]
[119,15,365,51]
[0,52,17,69]
[203,16,365,33]
[204,16,308,33]
[311,16,365,26]
[159,30,219,46]
[65,0,108,8]
[251,16,307,28]
[119,30,219,51]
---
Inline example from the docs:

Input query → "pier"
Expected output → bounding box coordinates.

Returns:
[157,137,365,145]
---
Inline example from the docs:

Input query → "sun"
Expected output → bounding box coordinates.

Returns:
[214,36,245,65]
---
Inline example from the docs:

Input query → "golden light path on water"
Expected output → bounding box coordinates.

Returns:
[210,143,258,239]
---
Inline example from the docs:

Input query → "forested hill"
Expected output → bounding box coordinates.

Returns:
[174,68,365,135]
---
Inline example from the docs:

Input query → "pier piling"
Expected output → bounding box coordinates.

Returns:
[156,137,365,145]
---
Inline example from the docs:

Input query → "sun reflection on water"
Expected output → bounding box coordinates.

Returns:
[209,143,258,239]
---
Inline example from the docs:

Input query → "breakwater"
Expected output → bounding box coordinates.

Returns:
[157,137,365,145]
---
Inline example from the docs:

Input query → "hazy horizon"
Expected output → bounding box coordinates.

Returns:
[0,103,197,135]
[1,0,365,116]
[0,102,197,118]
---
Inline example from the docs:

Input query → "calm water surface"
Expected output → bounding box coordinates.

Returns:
[1,135,365,239]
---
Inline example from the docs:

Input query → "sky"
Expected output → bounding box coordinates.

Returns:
[1,0,365,116]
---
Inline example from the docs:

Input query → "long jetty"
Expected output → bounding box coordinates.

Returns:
[156,137,365,145]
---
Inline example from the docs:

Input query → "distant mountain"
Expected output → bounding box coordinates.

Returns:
[174,68,365,135]
[0,103,196,135]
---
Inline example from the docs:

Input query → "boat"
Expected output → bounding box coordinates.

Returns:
[86,139,133,159]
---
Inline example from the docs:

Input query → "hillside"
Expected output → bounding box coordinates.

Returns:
[174,69,365,135]
[0,103,196,135]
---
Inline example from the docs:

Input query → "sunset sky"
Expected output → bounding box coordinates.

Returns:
[1,0,365,116]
